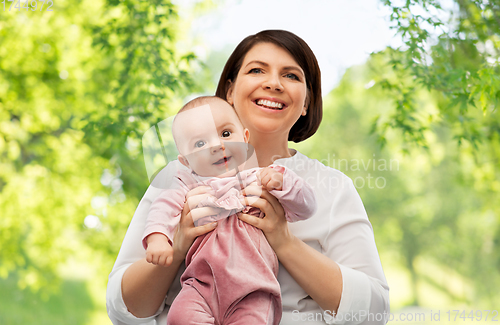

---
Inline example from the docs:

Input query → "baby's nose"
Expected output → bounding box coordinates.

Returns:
[211,141,224,153]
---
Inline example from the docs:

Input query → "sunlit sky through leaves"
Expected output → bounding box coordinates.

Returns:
[176,0,401,94]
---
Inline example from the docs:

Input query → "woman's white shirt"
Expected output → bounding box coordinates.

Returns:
[106,150,389,325]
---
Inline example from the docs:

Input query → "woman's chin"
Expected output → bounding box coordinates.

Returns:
[250,122,290,138]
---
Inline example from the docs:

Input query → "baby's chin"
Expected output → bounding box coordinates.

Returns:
[194,160,251,178]
[214,168,239,178]
[201,163,245,178]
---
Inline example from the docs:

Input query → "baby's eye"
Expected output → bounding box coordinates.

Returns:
[194,140,206,148]
[221,130,231,138]
[285,73,300,81]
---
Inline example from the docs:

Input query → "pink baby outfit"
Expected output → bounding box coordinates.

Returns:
[142,165,316,325]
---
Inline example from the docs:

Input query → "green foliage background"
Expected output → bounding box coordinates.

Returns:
[0,0,498,324]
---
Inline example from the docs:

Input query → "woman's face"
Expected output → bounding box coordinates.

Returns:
[226,42,308,139]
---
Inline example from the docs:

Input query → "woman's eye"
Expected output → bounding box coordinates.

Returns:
[221,130,231,138]
[285,73,299,81]
[249,68,262,74]
[194,140,206,148]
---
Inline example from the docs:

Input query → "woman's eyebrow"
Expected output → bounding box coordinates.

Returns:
[245,60,269,68]
[283,66,305,75]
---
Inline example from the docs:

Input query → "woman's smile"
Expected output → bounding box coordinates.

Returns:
[254,98,285,110]
[253,97,287,113]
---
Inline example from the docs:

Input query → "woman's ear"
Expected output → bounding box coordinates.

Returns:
[178,154,190,168]
[301,106,307,116]
[302,89,310,116]
[226,80,234,105]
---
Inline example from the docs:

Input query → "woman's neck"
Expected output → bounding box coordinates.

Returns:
[249,131,292,167]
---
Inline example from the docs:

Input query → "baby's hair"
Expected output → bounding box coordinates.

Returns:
[172,95,244,153]
[174,95,243,128]
[179,95,233,115]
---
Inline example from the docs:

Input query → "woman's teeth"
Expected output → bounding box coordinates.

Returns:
[256,99,283,110]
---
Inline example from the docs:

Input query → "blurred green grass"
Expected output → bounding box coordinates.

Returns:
[0,274,109,325]
[1,259,498,325]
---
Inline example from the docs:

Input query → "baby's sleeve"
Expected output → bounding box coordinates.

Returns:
[268,165,317,222]
[142,187,187,249]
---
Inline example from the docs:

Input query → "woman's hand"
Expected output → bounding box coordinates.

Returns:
[238,184,293,253]
[239,184,342,314]
[171,186,218,260]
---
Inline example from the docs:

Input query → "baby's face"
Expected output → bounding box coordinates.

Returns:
[174,101,250,177]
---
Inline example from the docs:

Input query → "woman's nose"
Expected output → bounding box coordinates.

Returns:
[262,74,283,92]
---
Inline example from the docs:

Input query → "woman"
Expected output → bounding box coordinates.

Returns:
[107,30,389,325]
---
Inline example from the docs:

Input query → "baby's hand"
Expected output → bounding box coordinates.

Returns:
[145,233,174,267]
[257,167,283,191]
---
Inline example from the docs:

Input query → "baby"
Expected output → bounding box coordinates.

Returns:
[142,96,316,325]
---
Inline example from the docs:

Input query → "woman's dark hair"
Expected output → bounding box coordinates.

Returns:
[215,30,322,143]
